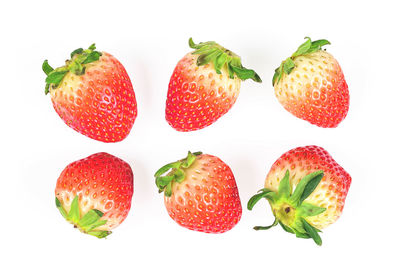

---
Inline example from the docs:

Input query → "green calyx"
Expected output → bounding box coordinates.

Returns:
[154,151,202,197]
[248,170,326,246]
[56,195,111,239]
[272,37,330,86]
[189,38,262,83]
[42,43,102,94]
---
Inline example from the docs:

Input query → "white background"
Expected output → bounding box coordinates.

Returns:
[1,0,398,274]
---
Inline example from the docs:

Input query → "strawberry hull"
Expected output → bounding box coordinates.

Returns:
[248,145,351,245]
[55,152,134,238]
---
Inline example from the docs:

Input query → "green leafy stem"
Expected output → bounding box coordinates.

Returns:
[56,195,111,238]
[189,38,262,83]
[248,170,326,246]
[42,43,102,94]
[154,151,202,197]
[272,37,330,86]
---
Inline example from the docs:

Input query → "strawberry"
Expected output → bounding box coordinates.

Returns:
[55,152,134,238]
[248,146,351,245]
[42,44,137,142]
[154,151,242,233]
[165,38,261,131]
[273,37,349,128]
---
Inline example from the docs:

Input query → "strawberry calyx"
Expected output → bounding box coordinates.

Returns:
[56,195,111,238]
[154,151,202,197]
[248,170,326,245]
[42,43,102,94]
[189,38,262,83]
[272,37,330,86]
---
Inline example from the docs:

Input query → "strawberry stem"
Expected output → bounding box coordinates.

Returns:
[154,151,202,197]
[248,170,327,245]
[42,43,102,94]
[55,196,111,238]
[272,37,330,86]
[189,38,262,83]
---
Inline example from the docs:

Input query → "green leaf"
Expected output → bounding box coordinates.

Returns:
[45,83,51,95]
[278,221,294,234]
[292,37,312,57]
[42,60,54,75]
[174,168,185,183]
[272,63,283,86]
[254,218,278,230]
[181,151,197,168]
[70,48,83,58]
[88,43,96,51]
[188,37,199,49]
[165,182,172,197]
[67,196,80,224]
[309,39,331,52]
[283,57,295,75]
[230,65,262,82]
[55,198,67,219]
[301,218,322,246]
[298,203,326,217]
[214,52,228,74]
[85,219,107,232]
[87,230,111,239]
[247,188,274,210]
[294,229,311,239]
[78,209,104,229]
[45,70,68,85]
[189,37,260,83]
[197,49,220,66]
[156,175,174,190]
[154,162,180,177]
[82,51,102,64]
[299,170,324,205]
[290,170,324,206]
[278,170,291,199]
[69,60,84,75]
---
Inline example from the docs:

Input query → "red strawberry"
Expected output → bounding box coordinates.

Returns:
[273,37,349,128]
[165,38,261,131]
[55,152,134,238]
[154,152,242,233]
[43,44,137,142]
[248,146,351,245]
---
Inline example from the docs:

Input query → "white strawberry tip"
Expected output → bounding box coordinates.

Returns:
[188,38,262,83]
[56,195,111,239]
[272,37,330,86]
[247,170,326,246]
[154,151,202,197]
[42,43,102,95]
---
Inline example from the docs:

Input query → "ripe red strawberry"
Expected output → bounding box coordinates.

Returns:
[165,38,261,131]
[42,44,137,142]
[55,152,134,238]
[248,146,351,245]
[273,37,349,128]
[154,151,242,233]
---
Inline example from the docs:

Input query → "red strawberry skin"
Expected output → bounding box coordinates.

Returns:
[55,152,133,232]
[155,152,242,233]
[265,146,351,228]
[46,47,137,142]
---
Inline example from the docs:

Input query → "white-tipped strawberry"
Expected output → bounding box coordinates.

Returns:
[273,38,349,128]
[248,146,351,245]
